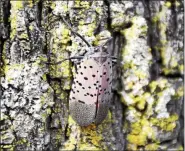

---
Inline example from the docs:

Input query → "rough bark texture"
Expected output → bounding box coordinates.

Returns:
[0,0,184,150]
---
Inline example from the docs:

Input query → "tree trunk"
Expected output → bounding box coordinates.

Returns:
[0,0,184,150]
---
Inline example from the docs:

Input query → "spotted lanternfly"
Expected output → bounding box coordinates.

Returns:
[69,46,113,126]
[44,16,115,126]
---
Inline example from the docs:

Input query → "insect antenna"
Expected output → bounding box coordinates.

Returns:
[59,15,92,48]
[43,56,84,65]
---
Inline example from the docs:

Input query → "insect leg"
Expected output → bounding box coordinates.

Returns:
[42,56,84,65]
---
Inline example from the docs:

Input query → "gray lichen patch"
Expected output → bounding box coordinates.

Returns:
[151,1,184,75]
[121,16,152,98]
[1,58,54,149]
[110,2,134,31]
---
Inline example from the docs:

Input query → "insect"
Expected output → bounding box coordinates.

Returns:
[69,41,114,126]
[46,16,115,126]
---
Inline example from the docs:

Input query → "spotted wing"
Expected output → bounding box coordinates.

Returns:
[69,57,100,126]
[95,57,112,124]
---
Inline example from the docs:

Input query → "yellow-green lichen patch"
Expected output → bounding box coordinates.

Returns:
[127,117,156,147]
[150,79,175,118]
[1,145,14,151]
[123,79,178,149]
[111,13,125,30]
[178,145,184,151]
[14,138,28,146]
[95,7,103,15]
[10,1,24,39]
[79,1,90,9]
[150,114,179,131]
[0,41,6,76]
[29,25,34,31]
[78,143,100,150]
[50,2,56,10]
[4,64,25,82]
[165,1,172,8]
[178,65,184,74]
[149,79,168,92]
[121,91,153,112]
[121,17,148,40]
[174,86,184,99]
[175,1,181,7]
[68,115,76,125]
[48,23,72,79]
[79,124,103,150]
[145,143,159,151]
[19,33,28,39]
[63,116,81,150]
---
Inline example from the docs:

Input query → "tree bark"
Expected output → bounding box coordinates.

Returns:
[0,0,184,150]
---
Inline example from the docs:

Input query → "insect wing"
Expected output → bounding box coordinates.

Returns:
[95,57,112,124]
[69,57,99,126]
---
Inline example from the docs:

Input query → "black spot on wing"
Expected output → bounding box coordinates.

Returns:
[78,100,85,104]
[84,77,88,80]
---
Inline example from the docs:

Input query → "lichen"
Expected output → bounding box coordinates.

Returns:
[127,117,156,146]
[10,1,24,39]
[79,124,103,150]
[165,1,172,8]
[152,1,183,75]
[1,145,14,151]
[63,116,80,150]
[178,145,184,151]
[119,10,181,148]
[150,114,179,131]
[145,143,159,151]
